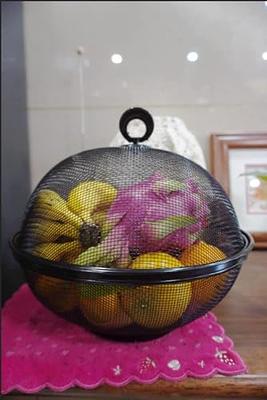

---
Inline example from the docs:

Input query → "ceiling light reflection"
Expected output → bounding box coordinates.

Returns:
[187,51,199,62]
[111,54,123,64]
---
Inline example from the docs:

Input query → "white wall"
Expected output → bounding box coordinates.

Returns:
[23,1,267,188]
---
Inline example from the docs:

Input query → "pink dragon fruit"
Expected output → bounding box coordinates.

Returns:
[74,172,209,267]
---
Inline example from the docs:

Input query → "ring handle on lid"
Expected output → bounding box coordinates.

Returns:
[119,107,154,144]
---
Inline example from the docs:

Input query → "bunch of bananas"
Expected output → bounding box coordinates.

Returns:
[30,181,118,313]
[31,181,117,263]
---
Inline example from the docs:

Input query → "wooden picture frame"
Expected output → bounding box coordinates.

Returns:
[210,133,267,249]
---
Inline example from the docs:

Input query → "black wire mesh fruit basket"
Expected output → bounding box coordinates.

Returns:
[11,108,253,341]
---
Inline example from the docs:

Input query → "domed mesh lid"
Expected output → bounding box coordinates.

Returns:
[18,108,244,270]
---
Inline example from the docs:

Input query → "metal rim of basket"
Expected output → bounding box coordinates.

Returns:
[10,230,254,285]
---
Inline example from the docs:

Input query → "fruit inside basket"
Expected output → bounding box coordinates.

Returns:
[11,108,253,340]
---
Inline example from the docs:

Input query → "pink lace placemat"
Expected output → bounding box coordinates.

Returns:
[2,284,246,394]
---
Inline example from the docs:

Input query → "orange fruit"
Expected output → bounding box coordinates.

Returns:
[180,241,225,266]
[120,252,192,329]
[34,275,78,313]
[79,291,132,328]
[180,241,226,305]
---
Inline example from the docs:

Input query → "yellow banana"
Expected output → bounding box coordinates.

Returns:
[33,240,81,262]
[32,190,82,228]
[64,252,81,263]
[29,219,78,242]
[74,241,130,268]
[74,245,116,266]
[67,181,117,223]
[91,209,114,239]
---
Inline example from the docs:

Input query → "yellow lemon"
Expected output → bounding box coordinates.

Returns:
[34,275,79,313]
[180,241,226,305]
[120,252,192,329]
[80,291,132,329]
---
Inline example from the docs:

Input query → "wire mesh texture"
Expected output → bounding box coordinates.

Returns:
[11,108,253,340]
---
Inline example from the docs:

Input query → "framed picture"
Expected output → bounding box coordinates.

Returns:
[210,133,267,249]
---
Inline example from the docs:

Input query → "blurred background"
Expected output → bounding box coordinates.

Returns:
[2,1,267,301]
